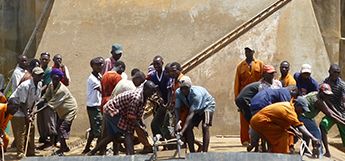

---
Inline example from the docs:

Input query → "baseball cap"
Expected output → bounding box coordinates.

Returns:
[263,65,276,74]
[319,83,333,95]
[295,96,310,112]
[179,76,192,88]
[300,64,312,74]
[111,43,123,55]
[32,67,44,75]
[244,47,254,53]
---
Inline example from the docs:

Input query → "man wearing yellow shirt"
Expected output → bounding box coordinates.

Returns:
[0,98,19,153]
[279,61,296,87]
[234,47,264,145]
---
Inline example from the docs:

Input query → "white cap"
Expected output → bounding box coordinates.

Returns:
[300,64,312,74]
[179,76,192,88]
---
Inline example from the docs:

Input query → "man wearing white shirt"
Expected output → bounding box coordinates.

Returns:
[10,67,44,158]
[82,57,104,154]
[4,55,28,97]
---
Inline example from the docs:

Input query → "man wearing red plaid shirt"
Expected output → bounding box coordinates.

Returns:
[88,80,157,155]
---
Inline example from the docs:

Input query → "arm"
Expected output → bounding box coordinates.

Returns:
[32,99,49,115]
[180,111,194,134]
[175,94,182,123]
[324,99,343,116]
[316,100,345,125]
[297,125,318,142]
[63,65,71,83]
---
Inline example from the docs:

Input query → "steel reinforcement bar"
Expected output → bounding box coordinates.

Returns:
[181,0,292,74]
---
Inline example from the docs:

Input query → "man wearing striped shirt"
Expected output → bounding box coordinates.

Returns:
[320,64,345,157]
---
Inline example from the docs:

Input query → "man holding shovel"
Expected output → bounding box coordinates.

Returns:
[34,68,78,156]
[10,67,44,158]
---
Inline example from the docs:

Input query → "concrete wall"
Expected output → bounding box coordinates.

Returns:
[37,0,280,136]
[312,0,340,64]
[0,0,46,77]
[188,0,331,135]
[3,0,335,136]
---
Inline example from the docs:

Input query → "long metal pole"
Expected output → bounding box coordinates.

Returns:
[340,0,345,79]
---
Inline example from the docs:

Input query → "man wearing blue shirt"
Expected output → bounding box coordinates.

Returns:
[175,76,215,153]
[235,82,261,122]
[250,88,292,115]
[294,64,319,95]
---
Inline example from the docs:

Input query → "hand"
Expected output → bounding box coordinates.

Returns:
[26,114,34,123]
[175,120,182,132]
[312,138,321,146]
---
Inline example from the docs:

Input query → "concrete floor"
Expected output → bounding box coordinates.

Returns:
[4,136,345,161]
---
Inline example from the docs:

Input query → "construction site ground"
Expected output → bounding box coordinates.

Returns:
[3,136,345,161]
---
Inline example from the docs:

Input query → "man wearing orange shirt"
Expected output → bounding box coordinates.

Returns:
[234,47,264,146]
[101,64,123,110]
[98,61,123,154]
[279,61,296,87]
[0,98,19,153]
[250,96,320,153]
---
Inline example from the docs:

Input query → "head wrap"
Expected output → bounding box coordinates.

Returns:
[51,68,64,78]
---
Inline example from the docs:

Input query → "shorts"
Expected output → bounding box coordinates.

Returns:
[320,116,345,146]
[192,111,214,127]
[87,106,103,137]
[104,114,124,137]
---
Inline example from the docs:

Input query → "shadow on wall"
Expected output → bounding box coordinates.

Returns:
[0,0,47,78]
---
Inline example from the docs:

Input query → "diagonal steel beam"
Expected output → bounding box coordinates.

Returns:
[182,0,292,74]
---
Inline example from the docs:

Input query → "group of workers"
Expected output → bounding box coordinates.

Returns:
[0,43,216,158]
[235,47,345,157]
[0,43,343,159]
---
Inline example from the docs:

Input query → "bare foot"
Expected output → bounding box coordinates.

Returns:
[324,152,331,158]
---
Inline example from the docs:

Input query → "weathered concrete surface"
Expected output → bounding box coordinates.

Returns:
[0,0,46,76]
[19,136,345,161]
[311,0,340,65]
[36,0,279,136]
[187,152,301,161]
[24,0,335,137]
[22,153,302,161]
[11,137,345,161]
[23,156,150,161]
[187,0,330,135]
